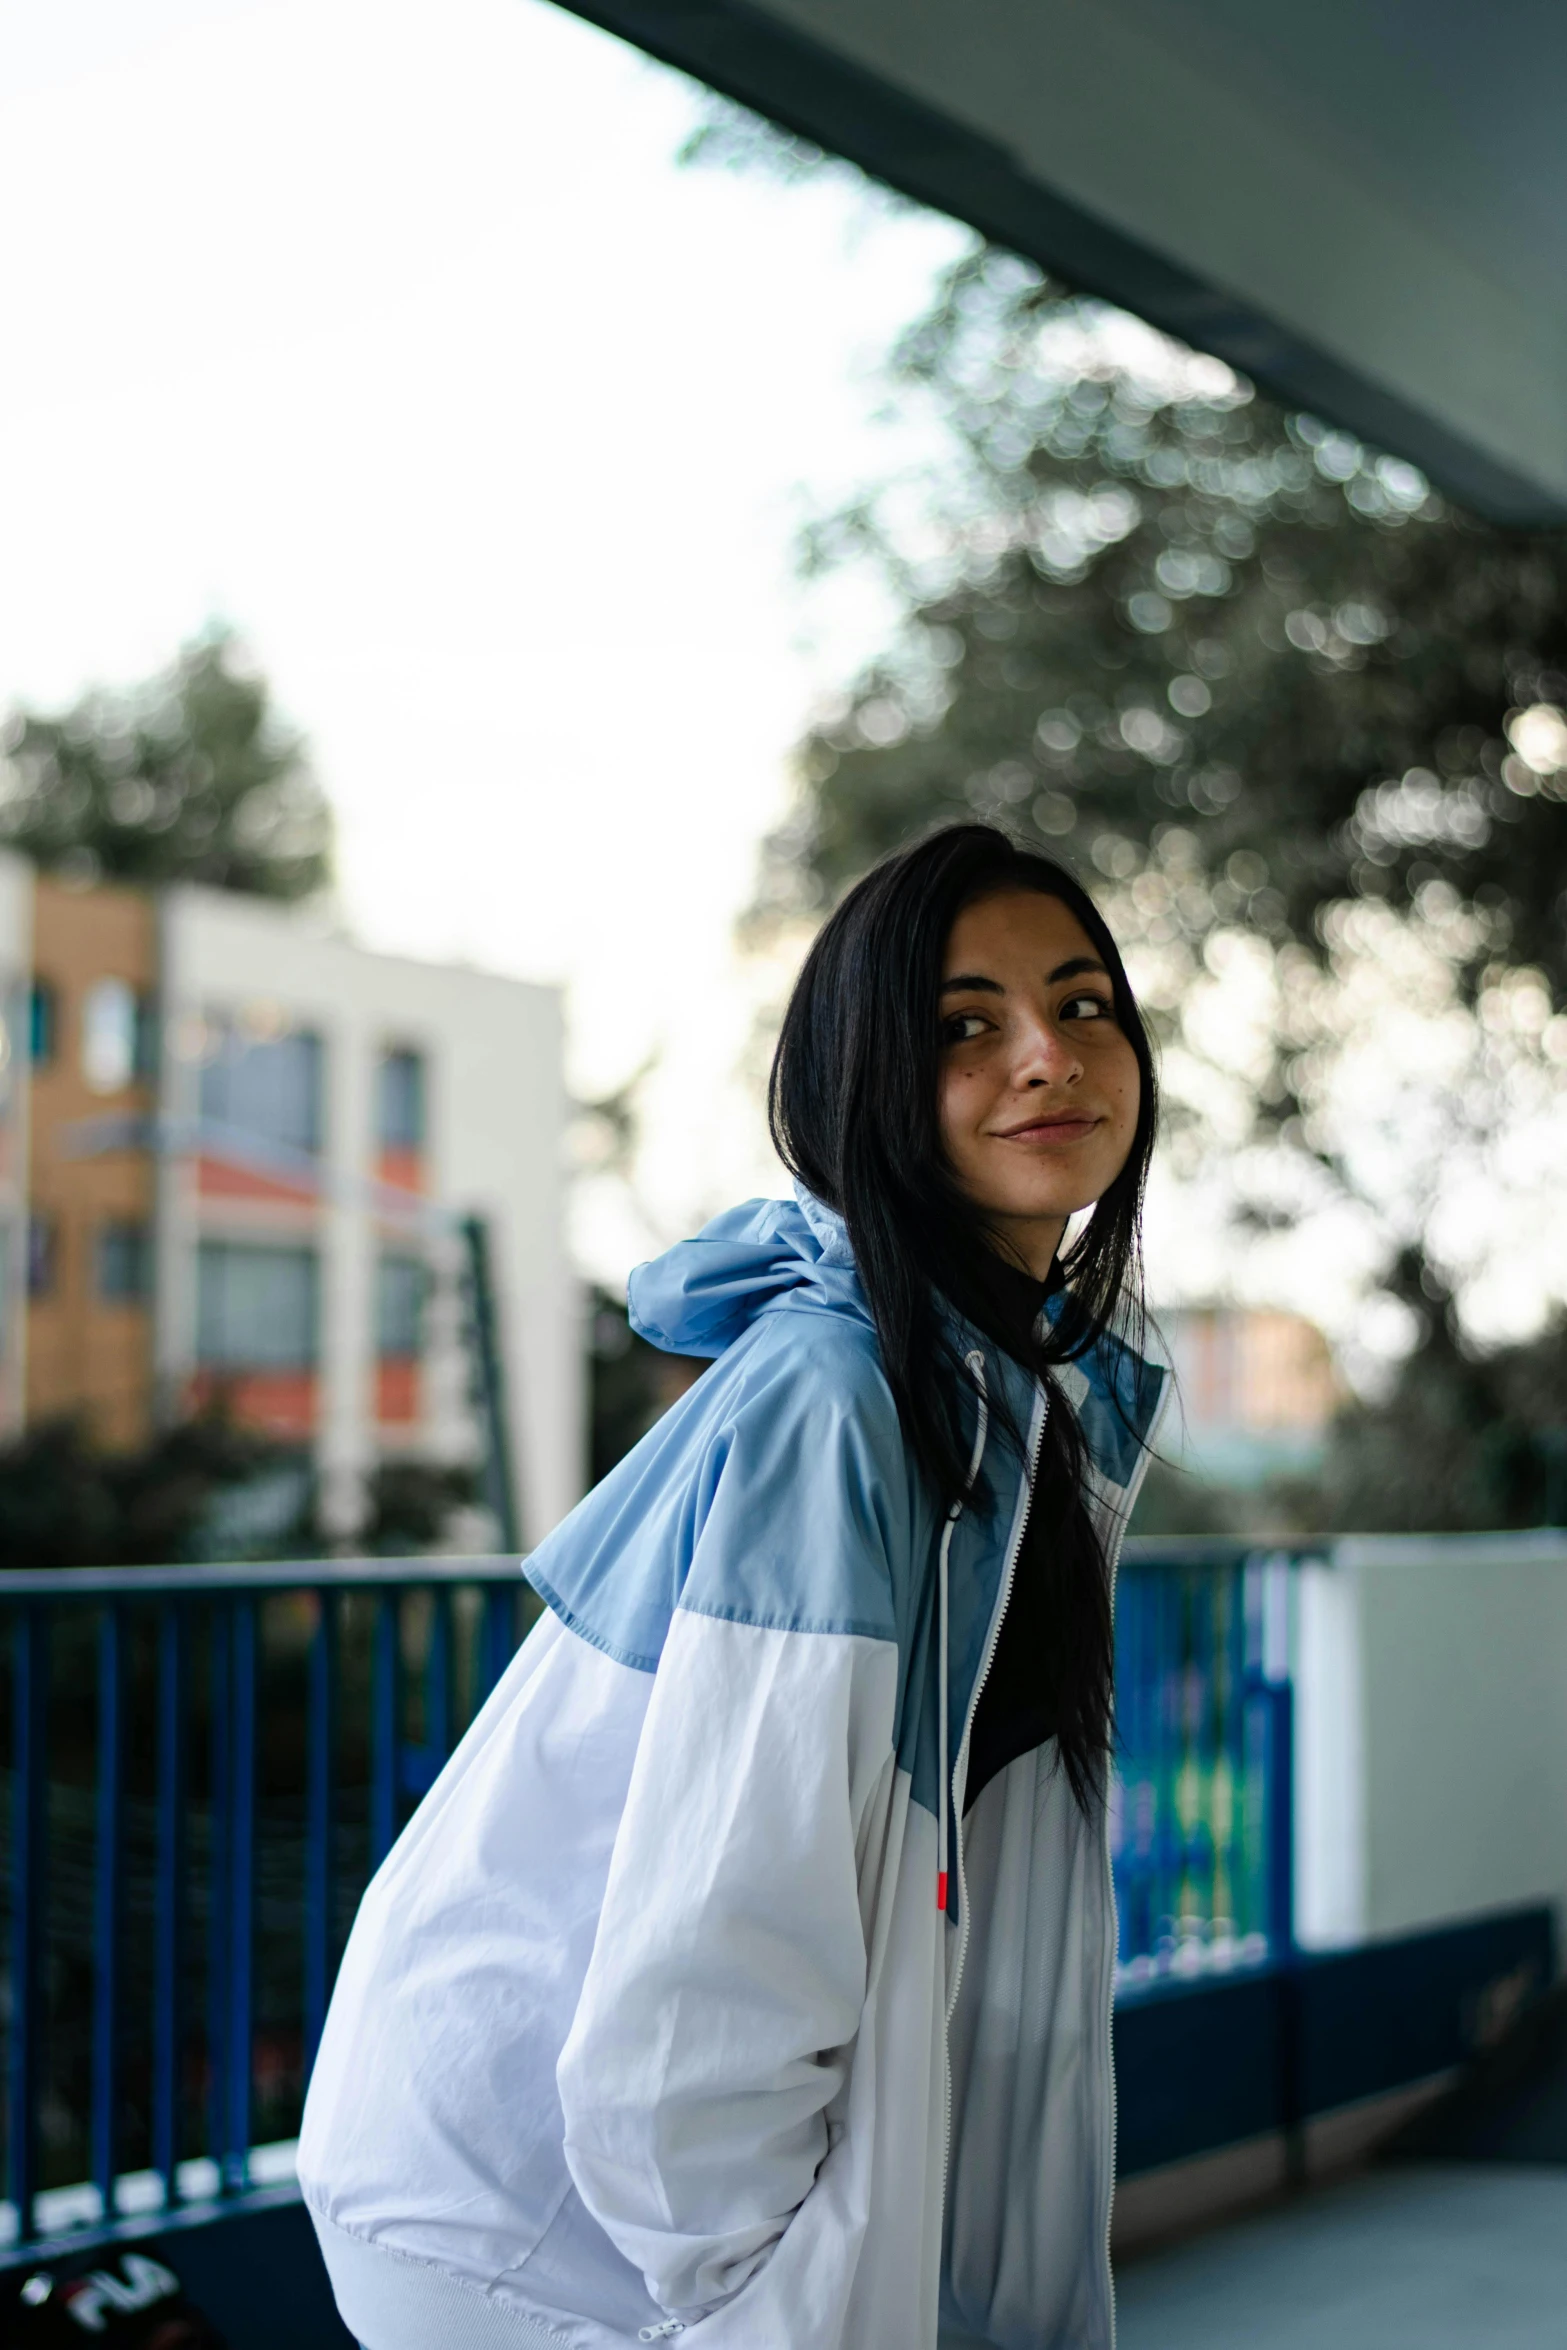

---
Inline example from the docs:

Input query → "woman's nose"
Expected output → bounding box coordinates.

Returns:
[1013,1018,1081,1087]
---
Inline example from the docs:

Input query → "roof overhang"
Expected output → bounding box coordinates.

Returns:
[566,0,1567,526]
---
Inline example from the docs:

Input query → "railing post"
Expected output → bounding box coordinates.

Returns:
[206,1604,231,2186]
[1156,1565,1180,1963]
[460,1215,522,1553]
[1265,1676,1296,1961]
[225,1600,257,2192]
[8,1605,47,2246]
[152,1602,187,2207]
[1271,1690,1305,2188]
[1257,1552,1303,2183]
[1198,1567,1218,1947]
[91,1603,127,2220]
[0,1557,518,2240]
[1224,1558,1248,1957]
[303,1588,337,2075]
[481,1581,516,1703]
[1255,1549,1296,1962]
[1112,1563,1151,1968]
[428,1589,453,1766]
[370,1591,399,1868]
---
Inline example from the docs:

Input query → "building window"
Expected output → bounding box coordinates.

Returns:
[197,1242,319,1368]
[28,981,56,1067]
[376,1253,428,1359]
[98,1220,152,1302]
[377,1048,425,1151]
[27,1215,56,1299]
[200,1023,323,1157]
[82,980,144,1094]
[134,995,159,1080]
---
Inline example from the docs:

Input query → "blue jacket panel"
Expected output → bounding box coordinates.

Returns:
[531,1189,1166,1828]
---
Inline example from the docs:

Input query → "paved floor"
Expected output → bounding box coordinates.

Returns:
[1115,2163,1567,2350]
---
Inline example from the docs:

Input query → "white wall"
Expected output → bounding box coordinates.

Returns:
[1296,1533,1567,1955]
[162,888,581,1545]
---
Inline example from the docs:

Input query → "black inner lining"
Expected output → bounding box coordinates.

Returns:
[965,1256,1059,1813]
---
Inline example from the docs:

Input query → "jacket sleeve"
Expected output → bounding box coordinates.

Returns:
[555,1373,906,2319]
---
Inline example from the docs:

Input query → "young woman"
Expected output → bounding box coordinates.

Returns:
[300,823,1169,2350]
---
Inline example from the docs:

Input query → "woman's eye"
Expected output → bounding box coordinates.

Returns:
[942,1011,991,1045]
[1060,992,1114,1022]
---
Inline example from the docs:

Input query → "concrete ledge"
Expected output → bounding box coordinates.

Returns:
[1113,2073,1453,2257]
[1113,1905,1554,2182]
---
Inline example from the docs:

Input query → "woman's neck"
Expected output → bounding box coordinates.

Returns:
[987,1216,1066,1283]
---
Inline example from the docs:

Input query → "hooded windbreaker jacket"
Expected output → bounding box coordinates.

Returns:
[299,1191,1168,2350]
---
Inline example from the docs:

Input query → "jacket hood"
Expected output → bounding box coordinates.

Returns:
[629,1187,1168,1495]
[627,1188,868,1358]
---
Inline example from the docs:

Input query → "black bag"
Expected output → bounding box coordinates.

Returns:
[2,2250,226,2348]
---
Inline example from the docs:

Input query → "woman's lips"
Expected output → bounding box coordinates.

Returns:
[993,1114,1100,1144]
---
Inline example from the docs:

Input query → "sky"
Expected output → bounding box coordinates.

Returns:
[0,0,965,1272]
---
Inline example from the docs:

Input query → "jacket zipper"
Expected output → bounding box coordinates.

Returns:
[938,1356,1162,2350]
[946,1381,1049,2026]
[1097,1361,1174,2349]
[1098,1498,1133,2350]
[939,1374,1049,2215]
[937,1388,1141,2350]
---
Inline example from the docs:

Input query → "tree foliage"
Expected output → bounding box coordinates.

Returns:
[685,101,1567,1521]
[587,1286,668,1485]
[783,251,1567,1518]
[361,1458,479,1554]
[1286,1253,1567,1531]
[0,1407,482,1567]
[0,1407,287,1569]
[0,630,332,899]
[770,249,1567,1015]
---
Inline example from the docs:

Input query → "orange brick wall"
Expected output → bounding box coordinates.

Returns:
[26,877,157,1448]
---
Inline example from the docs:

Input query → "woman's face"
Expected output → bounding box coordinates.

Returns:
[938,887,1142,1275]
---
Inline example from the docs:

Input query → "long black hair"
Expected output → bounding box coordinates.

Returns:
[769,823,1158,1807]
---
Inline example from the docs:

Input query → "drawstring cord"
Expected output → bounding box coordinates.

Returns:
[937,1351,989,1914]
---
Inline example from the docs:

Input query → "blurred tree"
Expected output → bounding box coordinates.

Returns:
[1124,1457,1246,1539]
[0,1405,285,1568]
[766,245,1567,1024]
[588,1285,670,1484]
[588,1286,709,1485]
[0,1408,486,1566]
[685,104,1567,1001]
[361,1457,480,1554]
[573,1056,702,1487]
[0,629,332,898]
[684,99,1567,1526]
[1278,1252,1567,1531]
[0,1422,119,1569]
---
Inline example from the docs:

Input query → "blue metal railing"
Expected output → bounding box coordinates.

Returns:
[0,1558,534,2251]
[0,1542,1303,2254]
[1112,1541,1305,1990]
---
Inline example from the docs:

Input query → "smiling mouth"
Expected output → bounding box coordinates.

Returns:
[994,1113,1101,1144]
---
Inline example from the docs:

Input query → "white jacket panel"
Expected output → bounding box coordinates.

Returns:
[557,1611,899,2318]
[944,1749,1116,2348]
[301,1611,651,2291]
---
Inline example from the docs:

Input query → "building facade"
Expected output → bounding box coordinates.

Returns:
[1160,1304,1341,1488]
[0,857,580,1547]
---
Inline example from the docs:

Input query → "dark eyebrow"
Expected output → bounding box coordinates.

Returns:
[939,955,1109,997]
